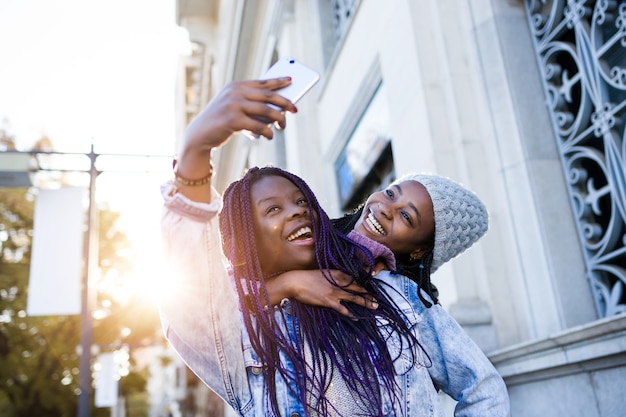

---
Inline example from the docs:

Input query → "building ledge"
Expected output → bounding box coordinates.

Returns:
[489,314,626,385]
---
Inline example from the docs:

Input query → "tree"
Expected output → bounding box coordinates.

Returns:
[0,118,17,151]
[0,161,162,416]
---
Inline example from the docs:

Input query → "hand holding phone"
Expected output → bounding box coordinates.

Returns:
[262,57,320,108]
[245,57,320,139]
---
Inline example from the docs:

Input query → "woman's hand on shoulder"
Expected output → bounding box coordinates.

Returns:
[266,270,379,319]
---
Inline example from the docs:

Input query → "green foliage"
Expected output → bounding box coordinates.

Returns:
[120,369,147,394]
[0,186,163,416]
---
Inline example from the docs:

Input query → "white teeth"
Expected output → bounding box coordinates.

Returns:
[366,210,386,236]
[287,226,312,241]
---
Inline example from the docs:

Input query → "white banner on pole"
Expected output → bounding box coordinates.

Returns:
[27,187,84,316]
[95,352,119,408]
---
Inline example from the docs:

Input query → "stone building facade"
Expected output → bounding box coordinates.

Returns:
[172,1,626,416]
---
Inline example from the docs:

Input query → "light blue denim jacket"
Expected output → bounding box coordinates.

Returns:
[159,182,510,416]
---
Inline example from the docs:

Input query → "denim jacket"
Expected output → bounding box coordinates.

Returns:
[159,182,510,416]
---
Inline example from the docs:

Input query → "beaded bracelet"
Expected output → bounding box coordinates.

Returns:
[172,158,213,186]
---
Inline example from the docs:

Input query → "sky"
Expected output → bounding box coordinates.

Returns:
[0,0,182,154]
[0,0,188,303]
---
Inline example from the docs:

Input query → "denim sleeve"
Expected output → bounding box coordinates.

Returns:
[159,182,249,411]
[416,293,511,417]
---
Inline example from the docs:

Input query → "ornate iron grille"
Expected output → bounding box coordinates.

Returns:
[332,0,358,42]
[525,0,626,317]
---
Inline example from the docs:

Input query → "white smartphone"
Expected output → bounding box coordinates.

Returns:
[245,57,320,139]
[261,57,320,108]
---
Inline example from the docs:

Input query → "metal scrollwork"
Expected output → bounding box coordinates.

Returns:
[331,0,358,42]
[526,0,626,317]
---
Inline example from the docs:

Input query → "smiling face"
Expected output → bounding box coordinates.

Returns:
[354,180,435,258]
[250,175,316,275]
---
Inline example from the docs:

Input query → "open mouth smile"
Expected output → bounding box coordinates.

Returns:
[365,209,386,236]
[287,226,313,241]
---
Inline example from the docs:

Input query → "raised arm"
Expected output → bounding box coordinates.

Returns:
[159,77,297,410]
[174,78,298,203]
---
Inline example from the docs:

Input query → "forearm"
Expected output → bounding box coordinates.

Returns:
[172,136,215,204]
[264,273,295,306]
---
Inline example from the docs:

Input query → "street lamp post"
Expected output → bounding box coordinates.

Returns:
[77,146,99,417]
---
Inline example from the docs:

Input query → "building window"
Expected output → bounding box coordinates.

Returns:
[183,42,211,126]
[525,0,626,317]
[335,82,395,211]
[318,0,360,66]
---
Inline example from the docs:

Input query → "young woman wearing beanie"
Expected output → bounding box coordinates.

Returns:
[265,174,510,415]
[343,172,489,307]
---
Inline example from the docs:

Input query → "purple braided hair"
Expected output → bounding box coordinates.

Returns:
[220,166,424,416]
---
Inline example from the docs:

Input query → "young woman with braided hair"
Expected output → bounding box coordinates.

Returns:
[160,77,509,416]
[265,173,511,415]
[218,165,425,416]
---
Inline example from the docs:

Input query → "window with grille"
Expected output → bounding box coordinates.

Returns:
[525,0,626,317]
[318,0,360,67]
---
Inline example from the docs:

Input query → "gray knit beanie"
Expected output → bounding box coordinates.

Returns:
[392,173,488,273]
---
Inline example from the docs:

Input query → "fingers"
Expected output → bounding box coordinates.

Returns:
[324,289,378,320]
[328,295,379,320]
[241,77,299,113]
[343,292,379,310]
[371,260,388,276]
[243,102,287,131]
[330,301,357,320]
[274,118,286,131]
[325,270,356,286]
[322,270,378,310]
[229,78,297,138]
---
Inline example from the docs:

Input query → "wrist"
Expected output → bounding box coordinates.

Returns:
[281,272,297,299]
[173,144,213,186]
[267,272,296,305]
[173,157,213,186]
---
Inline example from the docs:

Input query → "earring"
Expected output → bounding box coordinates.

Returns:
[410,253,420,262]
